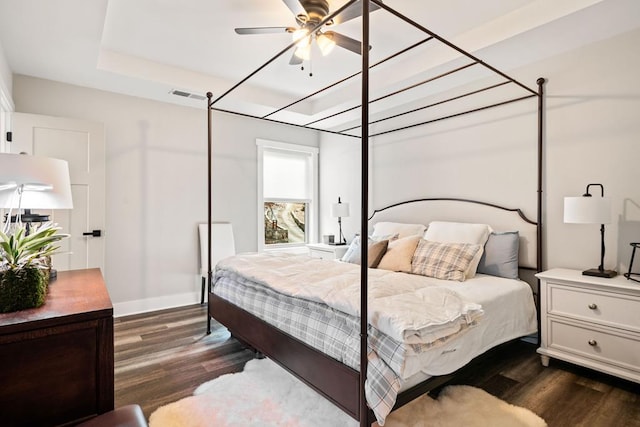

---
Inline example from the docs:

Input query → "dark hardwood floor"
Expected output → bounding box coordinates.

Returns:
[114,304,640,426]
[114,304,255,418]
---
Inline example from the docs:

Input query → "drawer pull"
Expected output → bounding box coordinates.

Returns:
[588,303,598,310]
[588,339,598,346]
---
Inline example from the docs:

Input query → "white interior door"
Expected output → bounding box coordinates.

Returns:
[11,112,105,273]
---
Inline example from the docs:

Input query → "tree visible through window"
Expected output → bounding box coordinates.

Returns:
[264,202,305,245]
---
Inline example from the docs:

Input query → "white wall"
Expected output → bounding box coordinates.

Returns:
[0,39,13,153]
[319,134,362,243]
[0,40,12,103]
[320,27,640,275]
[12,76,319,314]
[538,27,640,274]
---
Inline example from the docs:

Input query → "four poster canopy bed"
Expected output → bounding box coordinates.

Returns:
[204,1,546,425]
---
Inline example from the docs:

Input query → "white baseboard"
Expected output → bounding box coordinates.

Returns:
[113,291,201,318]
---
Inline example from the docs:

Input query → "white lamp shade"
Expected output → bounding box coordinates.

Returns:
[0,153,73,209]
[331,202,350,218]
[564,196,611,224]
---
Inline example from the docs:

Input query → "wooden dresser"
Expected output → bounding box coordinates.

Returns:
[0,269,114,426]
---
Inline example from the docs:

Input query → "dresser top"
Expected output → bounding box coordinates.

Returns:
[0,268,112,332]
[536,268,640,293]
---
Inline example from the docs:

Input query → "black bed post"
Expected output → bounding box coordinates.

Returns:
[360,0,370,426]
[536,78,545,273]
[536,78,546,344]
[206,92,213,335]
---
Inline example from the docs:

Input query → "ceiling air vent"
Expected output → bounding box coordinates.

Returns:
[170,89,206,101]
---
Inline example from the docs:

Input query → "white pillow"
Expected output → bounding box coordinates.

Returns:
[372,222,427,239]
[423,221,492,279]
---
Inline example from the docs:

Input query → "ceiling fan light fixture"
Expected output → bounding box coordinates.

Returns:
[235,0,378,67]
[292,28,310,48]
[294,43,311,60]
[316,32,336,56]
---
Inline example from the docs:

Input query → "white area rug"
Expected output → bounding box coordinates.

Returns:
[149,358,546,427]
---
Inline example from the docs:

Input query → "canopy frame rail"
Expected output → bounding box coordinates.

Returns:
[304,61,481,128]
[208,0,538,139]
[262,36,435,121]
[376,0,537,96]
[369,94,536,138]
[205,1,547,426]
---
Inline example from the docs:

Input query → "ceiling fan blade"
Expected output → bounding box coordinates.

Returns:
[282,0,307,18]
[289,51,303,65]
[328,31,368,55]
[235,27,295,35]
[330,0,381,25]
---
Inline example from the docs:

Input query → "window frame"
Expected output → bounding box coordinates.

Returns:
[256,139,318,252]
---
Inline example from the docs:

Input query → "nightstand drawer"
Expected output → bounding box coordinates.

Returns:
[548,319,640,372]
[307,243,348,260]
[309,248,334,260]
[548,283,640,332]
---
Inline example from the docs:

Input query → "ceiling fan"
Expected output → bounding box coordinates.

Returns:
[234,0,380,66]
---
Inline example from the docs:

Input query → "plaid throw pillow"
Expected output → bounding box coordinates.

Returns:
[411,240,482,281]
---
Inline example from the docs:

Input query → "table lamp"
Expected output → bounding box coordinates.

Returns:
[330,196,349,246]
[564,183,617,278]
[0,153,73,230]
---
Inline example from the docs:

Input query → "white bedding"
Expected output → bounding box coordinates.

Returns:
[400,272,537,380]
[218,252,537,381]
[218,252,485,345]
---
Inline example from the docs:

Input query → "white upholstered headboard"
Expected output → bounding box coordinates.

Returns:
[368,198,539,270]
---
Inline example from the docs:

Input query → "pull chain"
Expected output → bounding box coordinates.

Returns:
[299,58,313,77]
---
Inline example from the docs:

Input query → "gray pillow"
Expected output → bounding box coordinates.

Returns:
[477,231,519,279]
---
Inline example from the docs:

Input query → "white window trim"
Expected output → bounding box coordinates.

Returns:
[257,139,318,253]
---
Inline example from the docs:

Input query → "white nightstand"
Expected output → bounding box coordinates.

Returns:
[306,243,349,260]
[536,268,640,384]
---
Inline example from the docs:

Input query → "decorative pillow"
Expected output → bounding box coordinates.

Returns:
[372,222,427,239]
[340,236,389,268]
[477,231,520,279]
[423,221,492,279]
[411,239,482,282]
[341,237,360,263]
[368,240,389,268]
[341,233,395,263]
[377,235,422,273]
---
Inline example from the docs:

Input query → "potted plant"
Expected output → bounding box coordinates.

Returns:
[0,223,69,313]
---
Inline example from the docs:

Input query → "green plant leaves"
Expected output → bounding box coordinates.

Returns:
[0,223,69,270]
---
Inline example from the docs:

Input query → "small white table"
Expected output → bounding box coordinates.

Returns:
[307,243,349,260]
[536,268,640,384]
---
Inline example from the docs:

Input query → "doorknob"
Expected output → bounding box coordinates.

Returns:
[83,230,102,237]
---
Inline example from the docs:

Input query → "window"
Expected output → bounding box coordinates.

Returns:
[257,139,318,252]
